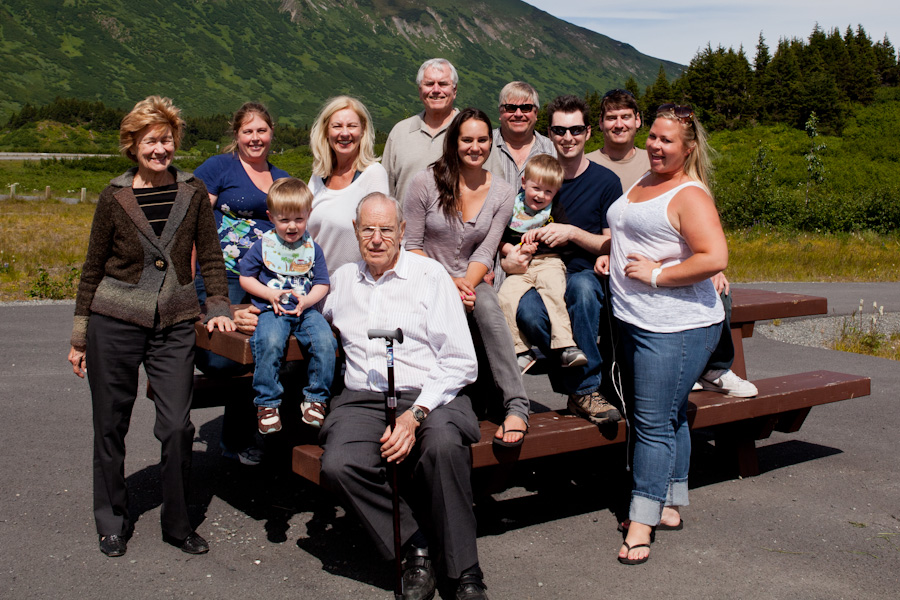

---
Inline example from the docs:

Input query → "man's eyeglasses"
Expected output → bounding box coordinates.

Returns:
[657,103,694,124]
[549,125,588,137]
[358,226,397,240]
[500,103,535,114]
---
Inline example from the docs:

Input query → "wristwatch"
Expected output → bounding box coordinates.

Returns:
[650,266,663,289]
[409,406,427,423]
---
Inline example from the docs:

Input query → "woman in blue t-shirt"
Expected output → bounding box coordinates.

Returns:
[192,102,291,465]
[194,102,291,301]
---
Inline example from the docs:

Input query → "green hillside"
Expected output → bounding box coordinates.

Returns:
[0,0,680,129]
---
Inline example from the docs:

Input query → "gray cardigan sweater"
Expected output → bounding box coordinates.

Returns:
[71,167,230,350]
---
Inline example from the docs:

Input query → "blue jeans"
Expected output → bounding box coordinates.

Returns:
[250,309,337,408]
[516,270,607,396]
[619,319,722,526]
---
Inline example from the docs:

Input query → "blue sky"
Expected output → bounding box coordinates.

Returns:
[523,1,899,66]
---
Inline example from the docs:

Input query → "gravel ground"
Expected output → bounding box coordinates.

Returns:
[755,311,900,350]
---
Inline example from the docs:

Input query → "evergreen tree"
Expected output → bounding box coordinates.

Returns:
[873,34,899,86]
[800,54,845,133]
[767,39,806,126]
[845,25,879,102]
[642,65,673,122]
[623,76,642,101]
[752,33,772,122]
[820,27,853,103]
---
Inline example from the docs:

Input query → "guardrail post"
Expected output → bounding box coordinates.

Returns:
[80,188,86,203]
[44,186,51,200]
[9,183,15,198]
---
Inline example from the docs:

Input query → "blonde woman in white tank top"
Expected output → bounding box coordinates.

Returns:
[597,105,727,566]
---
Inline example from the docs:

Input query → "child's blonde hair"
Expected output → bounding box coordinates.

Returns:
[522,154,564,190]
[266,178,314,214]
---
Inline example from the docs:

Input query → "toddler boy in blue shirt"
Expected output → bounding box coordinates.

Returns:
[239,178,337,433]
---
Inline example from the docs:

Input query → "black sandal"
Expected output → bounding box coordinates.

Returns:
[618,541,651,565]
[492,421,528,449]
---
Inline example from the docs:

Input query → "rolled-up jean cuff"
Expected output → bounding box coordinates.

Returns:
[665,478,689,507]
[629,492,664,527]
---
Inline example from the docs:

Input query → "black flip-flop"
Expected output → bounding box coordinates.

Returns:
[618,541,651,565]
[492,422,528,449]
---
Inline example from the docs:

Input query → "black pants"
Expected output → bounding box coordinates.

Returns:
[706,290,735,371]
[86,314,196,540]
[319,389,481,579]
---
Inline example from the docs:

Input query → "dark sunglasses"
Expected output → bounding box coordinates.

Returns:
[657,103,695,124]
[500,103,535,113]
[603,88,636,99]
[549,124,588,137]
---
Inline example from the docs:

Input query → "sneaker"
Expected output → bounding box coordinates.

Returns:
[559,346,588,368]
[698,369,758,397]
[301,400,327,428]
[257,406,282,434]
[220,443,263,466]
[692,381,703,392]
[567,391,622,424]
[517,351,537,374]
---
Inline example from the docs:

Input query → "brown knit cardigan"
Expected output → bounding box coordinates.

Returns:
[70,166,231,350]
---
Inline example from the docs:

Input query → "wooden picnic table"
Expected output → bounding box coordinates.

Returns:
[191,288,869,481]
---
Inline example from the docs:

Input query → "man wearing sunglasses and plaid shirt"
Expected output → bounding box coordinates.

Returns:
[509,94,624,425]
[484,81,557,188]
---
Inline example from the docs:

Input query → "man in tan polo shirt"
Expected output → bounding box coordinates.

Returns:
[382,58,460,203]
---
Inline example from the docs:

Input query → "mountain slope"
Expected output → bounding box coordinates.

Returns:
[0,0,681,128]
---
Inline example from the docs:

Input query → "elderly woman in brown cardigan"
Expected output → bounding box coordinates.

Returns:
[67,96,234,558]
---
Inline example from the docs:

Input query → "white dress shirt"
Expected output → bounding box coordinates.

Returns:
[323,249,478,412]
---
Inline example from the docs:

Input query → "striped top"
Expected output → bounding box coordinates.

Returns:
[133,183,177,236]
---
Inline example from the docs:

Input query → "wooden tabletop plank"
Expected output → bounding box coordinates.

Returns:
[200,289,828,366]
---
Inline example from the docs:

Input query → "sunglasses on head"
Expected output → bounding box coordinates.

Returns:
[603,88,636,99]
[657,103,695,124]
[549,125,588,137]
[500,103,535,113]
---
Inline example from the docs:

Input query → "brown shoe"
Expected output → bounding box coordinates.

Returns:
[257,406,282,434]
[567,391,621,424]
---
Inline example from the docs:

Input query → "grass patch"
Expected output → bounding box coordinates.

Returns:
[830,300,900,361]
[726,229,900,282]
[0,199,95,301]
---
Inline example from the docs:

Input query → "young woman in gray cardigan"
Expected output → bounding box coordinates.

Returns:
[404,108,530,450]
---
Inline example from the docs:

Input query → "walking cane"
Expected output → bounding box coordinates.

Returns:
[368,327,405,600]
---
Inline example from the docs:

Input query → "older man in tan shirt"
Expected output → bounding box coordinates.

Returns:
[383,58,460,203]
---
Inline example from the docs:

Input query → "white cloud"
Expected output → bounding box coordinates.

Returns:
[523,1,899,65]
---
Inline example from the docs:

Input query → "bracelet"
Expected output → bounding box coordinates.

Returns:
[650,267,662,288]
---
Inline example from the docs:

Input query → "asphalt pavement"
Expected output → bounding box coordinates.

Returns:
[1,283,898,599]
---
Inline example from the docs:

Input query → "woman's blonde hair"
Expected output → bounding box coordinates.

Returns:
[119,96,184,162]
[223,102,274,155]
[655,108,713,191]
[310,96,378,178]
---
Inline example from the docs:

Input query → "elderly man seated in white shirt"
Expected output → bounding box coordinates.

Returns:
[321,192,490,600]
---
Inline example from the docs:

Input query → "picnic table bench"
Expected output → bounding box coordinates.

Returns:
[191,289,870,482]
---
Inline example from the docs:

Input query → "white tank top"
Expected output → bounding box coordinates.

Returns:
[607,177,724,333]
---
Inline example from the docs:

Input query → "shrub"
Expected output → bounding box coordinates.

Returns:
[26,266,80,300]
